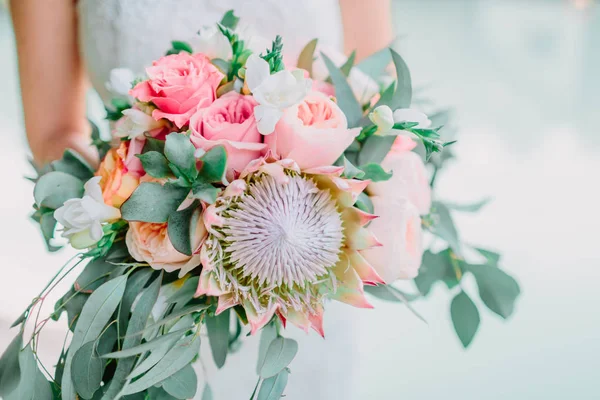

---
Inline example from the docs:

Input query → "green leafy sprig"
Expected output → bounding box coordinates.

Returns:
[260,35,285,73]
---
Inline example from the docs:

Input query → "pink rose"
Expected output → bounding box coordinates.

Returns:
[190,92,267,178]
[266,91,359,169]
[368,137,432,215]
[126,209,207,277]
[362,196,423,281]
[130,53,224,128]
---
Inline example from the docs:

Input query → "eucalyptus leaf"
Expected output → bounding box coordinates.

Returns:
[339,50,356,77]
[51,149,95,181]
[120,335,201,396]
[341,157,364,179]
[358,135,396,166]
[39,212,60,252]
[387,49,412,110]
[257,369,289,400]
[142,137,166,154]
[34,171,84,209]
[121,182,189,223]
[256,323,277,374]
[259,337,298,379]
[354,192,374,214]
[5,344,52,400]
[451,291,480,348]
[119,269,154,333]
[162,365,197,399]
[167,200,200,256]
[444,198,491,213]
[0,334,22,397]
[297,39,318,77]
[96,324,118,356]
[127,329,184,379]
[414,249,459,296]
[165,276,200,307]
[102,328,188,360]
[364,285,420,302]
[191,181,220,204]
[356,47,391,79]
[206,309,230,368]
[61,275,128,400]
[165,133,197,181]
[198,146,227,183]
[220,9,239,30]
[202,384,214,400]
[75,257,117,293]
[137,151,171,179]
[52,289,89,331]
[71,341,103,399]
[138,304,209,335]
[147,387,179,400]
[429,201,462,256]
[321,52,363,128]
[102,274,162,399]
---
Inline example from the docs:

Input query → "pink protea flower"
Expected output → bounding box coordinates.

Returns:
[195,158,384,336]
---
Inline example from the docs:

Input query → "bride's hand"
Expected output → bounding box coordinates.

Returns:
[340,0,394,61]
[10,0,93,168]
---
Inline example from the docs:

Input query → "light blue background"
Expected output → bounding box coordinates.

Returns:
[0,1,598,399]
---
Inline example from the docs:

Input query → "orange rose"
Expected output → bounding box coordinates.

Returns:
[97,141,141,207]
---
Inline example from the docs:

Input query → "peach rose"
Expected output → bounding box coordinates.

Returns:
[189,92,267,178]
[266,91,359,169]
[130,52,224,128]
[368,136,432,215]
[361,196,423,282]
[97,141,142,207]
[126,208,206,277]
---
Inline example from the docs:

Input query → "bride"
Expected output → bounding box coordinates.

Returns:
[10,0,393,398]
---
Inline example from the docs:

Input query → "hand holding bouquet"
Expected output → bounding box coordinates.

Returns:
[0,10,519,400]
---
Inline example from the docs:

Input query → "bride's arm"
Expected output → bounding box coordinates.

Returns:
[10,0,98,167]
[339,0,393,61]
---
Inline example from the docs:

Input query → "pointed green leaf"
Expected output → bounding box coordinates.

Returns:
[191,181,220,204]
[220,10,239,30]
[75,257,117,293]
[356,47,391,79]
[5,344,52,400]
[206,309,230,368]
[61,275,128,400]
[353,192,374,214]
[142,137,166,154]
[202,384,213,400]
[257,369,289,400]
[0,334,22,397]
[198,146,227,183]
[429,202,461,255]
[71,341,103,399]
[339,50,356,77]
[297,39,318,77]
[137,304,209,335]
[387,49,412,109]
[359,163,392,182]
[259,337,298,379]
[321,52,363,128]
[118,269,154,333]
[451,291,480,348]
[465,263,520,319]
[51,149,95,181]
[341,157,365,179]
[102,328,188,360]
[256,322,277,374]
[162,365,197,399]
[120,335,201,396]
[121,182,189,223]
[444,198,491,213]
[170,41,193,54]
[414,249,459,296]
[358,135,396,166]
[165,133,197,181]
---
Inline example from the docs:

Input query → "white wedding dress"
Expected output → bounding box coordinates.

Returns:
[77,1,359,399]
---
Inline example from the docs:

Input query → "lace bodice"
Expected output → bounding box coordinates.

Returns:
[77,0,344,104]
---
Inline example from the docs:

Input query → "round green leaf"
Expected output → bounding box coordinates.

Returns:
[34,171,84,209]
[206,309,230,369]
[451,291,480,348]
[257,369,289,400]
[259,337,298,379]
[120,182,189,223]
[71,342,103,399]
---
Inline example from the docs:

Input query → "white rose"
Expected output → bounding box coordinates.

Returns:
[54,177,121,249]
[369,105,395,135]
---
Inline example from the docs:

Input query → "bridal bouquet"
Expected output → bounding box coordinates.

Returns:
[0,10,519,400]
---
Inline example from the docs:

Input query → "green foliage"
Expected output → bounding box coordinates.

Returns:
[197,146,227,184]
[0,334,22,397]
[121,182,189,223]
[161,365,197,399]
[257,369,289,400]
[75,257,117,293]
[359,163,392,182]
[357,135,396,166]
[51,289,89,331]
[414,249,460,296]
[451,291,480,348]
[202,384,214,400]
[296,39,318,77]
[5,344,52,400]
[34,171,84,209]
[165,276,200,307]
[256,322,278,374]
[167,200,200,256]
[102,274,162,399]
[427,201,462,256]
[339,50,356,77]
[364,285,420,303]
[258,338,298,379]
[105,98,132,122]
[206,309,230,368]
[72,342,103,399]
[165,133,198,183]
[118,269,154,333]
[354,192,374,214]
[137,151,170,179]
[355,47,392,79]
[341,157,365,179]
[261,35,285,73]
[50,149,95,181]
[142,137,166,154]
[120,335,200,396]
[219,10,239,30]
[61,275,127,400]
[445,198,491,213]
[166,41,193,55]
[217,24,250,81]
[90,119,111,160]
[321,52,363,128]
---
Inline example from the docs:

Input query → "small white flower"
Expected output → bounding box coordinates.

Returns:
[245,54,311,135]
[114,108,165,140]
[190,26,232,60]
[369,105,395,135]
[54,177,121,249]
[393,108,432,129]
[106,68,136,98]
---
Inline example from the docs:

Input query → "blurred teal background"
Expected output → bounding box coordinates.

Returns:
[1,1,599,399]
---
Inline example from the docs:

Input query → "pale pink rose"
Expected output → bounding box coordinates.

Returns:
[266,91,359,169]
[189,92,267,178]
[126,209,206,277]
[130,53,224,128]
[362,196,423,282]
[368,139,431,215]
